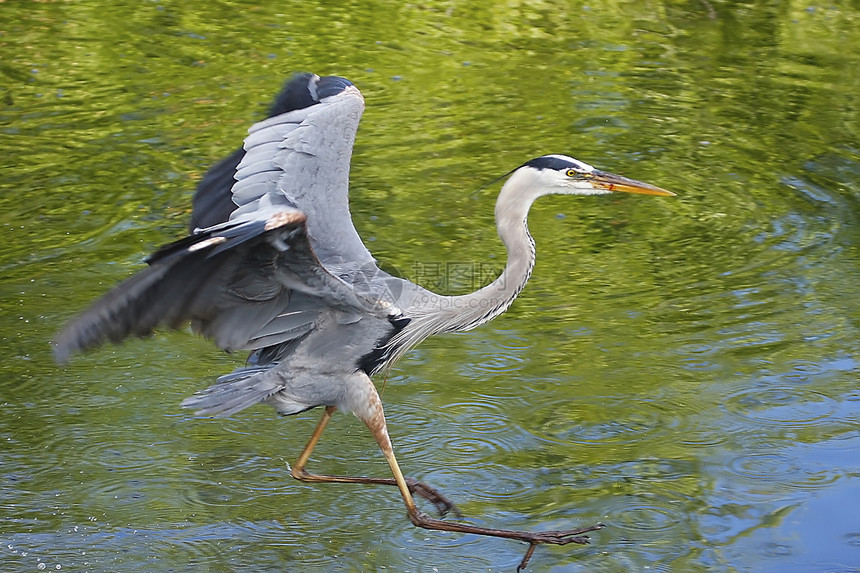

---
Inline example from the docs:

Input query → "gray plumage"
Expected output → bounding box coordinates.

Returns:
[54,74,673,422]
[53,73,675,567]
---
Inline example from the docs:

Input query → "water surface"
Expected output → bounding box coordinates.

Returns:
[1,1,859,572]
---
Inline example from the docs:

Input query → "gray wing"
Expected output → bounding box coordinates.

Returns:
[189,73,320,231]
[54,76,399,362]
[53,203,398,361]
[227,74,375,268]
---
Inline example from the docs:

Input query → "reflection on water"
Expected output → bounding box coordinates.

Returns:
[2,1,859,572]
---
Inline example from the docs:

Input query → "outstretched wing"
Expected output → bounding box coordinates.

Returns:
[192,74,375,268]
[190,73,338,231]
[54,75,395,362]
[53,202,396,361]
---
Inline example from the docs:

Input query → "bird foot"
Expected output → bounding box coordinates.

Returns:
[514,523,605,571]
[519,522,605,545]
[404,477,462,518]
[286,461,458,519]
[408,510,603,572]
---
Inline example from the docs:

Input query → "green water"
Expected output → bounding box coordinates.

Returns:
[2,1,859,571]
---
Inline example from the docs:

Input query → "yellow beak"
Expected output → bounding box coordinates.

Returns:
[591,170,676,196]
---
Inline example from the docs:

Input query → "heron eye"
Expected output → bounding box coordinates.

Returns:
[565,168,577,177]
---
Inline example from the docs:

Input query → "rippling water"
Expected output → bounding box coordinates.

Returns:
[2,2,859,572]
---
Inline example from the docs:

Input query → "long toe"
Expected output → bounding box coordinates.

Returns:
[406,478,462,517]
[547,522,606,544]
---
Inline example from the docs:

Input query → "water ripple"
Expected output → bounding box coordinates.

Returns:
[442,400,512,434]
[843,532,860,548]
[676,419,731,448]
[726,451,845,491]
[722,386,839,428]
[601,492,688,535]
[527,396,664,446]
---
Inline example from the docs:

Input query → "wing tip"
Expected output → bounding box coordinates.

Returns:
[268,72,318,117]
[315,75,355,100]
[51,338,72,364]
[52,320,95,364]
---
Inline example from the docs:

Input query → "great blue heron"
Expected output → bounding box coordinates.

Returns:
[54,73,674,570]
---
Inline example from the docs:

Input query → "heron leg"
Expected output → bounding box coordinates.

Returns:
[360,408,604,571]
[289,405,459,517]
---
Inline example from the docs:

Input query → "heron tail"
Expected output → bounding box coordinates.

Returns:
[180,366,283,417]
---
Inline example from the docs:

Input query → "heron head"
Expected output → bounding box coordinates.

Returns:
[520,154,675,198]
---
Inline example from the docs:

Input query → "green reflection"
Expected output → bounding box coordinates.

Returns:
[1,1,859,572]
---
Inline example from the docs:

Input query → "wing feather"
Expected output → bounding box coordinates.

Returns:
[56,74,397,370]
[230,75,375,267]
[54,206,397,361]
